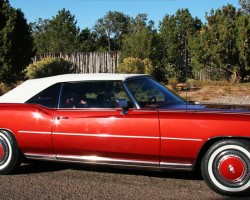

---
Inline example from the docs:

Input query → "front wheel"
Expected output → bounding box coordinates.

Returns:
[201,140,250,196]
[0,130,20,174]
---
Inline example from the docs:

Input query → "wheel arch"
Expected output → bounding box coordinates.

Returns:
[0,128,25,159]
[194,136,250,173]
[0,128,18,142]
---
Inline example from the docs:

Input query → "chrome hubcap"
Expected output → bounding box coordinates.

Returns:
[0,142,4,160]
[228,164,235,173]
[213,150,250,187]
[218,155,245,182]
[0,137,8,164]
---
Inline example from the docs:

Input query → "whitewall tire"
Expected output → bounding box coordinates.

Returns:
[0,130,19,174]
[202,140,250,196]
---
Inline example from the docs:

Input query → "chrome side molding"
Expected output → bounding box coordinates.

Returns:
[24,153,194,171]
[160,162,193,171]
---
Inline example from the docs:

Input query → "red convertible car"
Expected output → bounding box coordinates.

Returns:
[0,73,250,196]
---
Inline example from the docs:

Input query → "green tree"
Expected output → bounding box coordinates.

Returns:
[159,15,178,81]
[159,9,202,82]
[48,9,80,53]
[237,14,250,81]
[216,5,239,81]
[149,31,166,81]
[78,28,99,52]
[31,9,80,53]
[121,14,155,59]
[119,14,156,76]
[188,26,212,80]
[30,18,50,53]
[94,11,129,51]
[239,0,250,15]
[190,5,248,82]
[0,0,35,86]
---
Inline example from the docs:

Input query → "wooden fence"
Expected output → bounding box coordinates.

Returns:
[33,51,119,73]
[193,66,226,81]
[33,52,224,81]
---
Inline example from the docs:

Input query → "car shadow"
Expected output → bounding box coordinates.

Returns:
[13,161,202,181]
[12,161,71,175]
[74,164,203,180]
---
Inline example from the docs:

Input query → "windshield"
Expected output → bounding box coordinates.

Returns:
[126,78,185,108]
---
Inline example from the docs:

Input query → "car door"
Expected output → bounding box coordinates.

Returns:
[52,81,160,167]
[20,83,62,156]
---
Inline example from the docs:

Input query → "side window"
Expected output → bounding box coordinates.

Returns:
[127,79,164,101]
[26,83,61,108]
[59,81,134,109]
[126,78,165,108]
[126,78,184,108]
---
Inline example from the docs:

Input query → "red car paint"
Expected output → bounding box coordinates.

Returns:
[0,74,250,196]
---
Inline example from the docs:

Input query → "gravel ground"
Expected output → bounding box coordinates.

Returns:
[1,162,247,200]
[203,95,250,105]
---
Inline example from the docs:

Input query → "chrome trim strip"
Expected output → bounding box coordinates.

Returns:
[18,131,201,142]
[57,155,157,166]
[158,110,187,113]
[24,153,194,171]
[122,81,141,109]
[25,153,56,160]
[53,132,158,139]
[161,137,203,142]
[132,110,158,113]
[18,130,51,134]
[160,162,193,171]
[192,110,250,115]
[57,83,64,109]
[56,108,117,111]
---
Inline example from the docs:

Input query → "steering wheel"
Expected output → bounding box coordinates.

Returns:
[149,96,156,103]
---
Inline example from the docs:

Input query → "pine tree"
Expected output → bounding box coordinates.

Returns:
[30,18,50,53]
[237,14,250,81]
[0,0,35,85]
[190,4,249,82]
[159,9,202,82]
[78,28,99,52]
[239,0,250,15]
[121,14,155,59]
[48,9,80,53]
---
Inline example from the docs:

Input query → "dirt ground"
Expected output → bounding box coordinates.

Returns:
[174,83,250,104]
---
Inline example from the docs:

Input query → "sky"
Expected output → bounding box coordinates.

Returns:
[9,0,241,30]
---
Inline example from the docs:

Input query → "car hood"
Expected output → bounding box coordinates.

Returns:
[160,103,250,113]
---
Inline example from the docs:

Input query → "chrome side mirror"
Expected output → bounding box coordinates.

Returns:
[116,99,129,115]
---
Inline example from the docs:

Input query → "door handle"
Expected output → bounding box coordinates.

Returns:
[56,116,69,120]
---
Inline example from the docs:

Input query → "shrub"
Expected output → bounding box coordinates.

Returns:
[168,77,178,92]
[25,57,80,79]
[0,83,9,96]
[117,57,153,74]
[142,58,154,74]
[186,79,201,89]
[0,81,33,96]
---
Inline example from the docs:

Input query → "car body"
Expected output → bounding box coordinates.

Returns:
[0,73,250,196]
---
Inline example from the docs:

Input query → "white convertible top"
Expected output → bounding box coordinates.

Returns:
[0,73,150,103]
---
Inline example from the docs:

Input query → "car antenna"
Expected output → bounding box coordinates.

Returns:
[184,39,188,110]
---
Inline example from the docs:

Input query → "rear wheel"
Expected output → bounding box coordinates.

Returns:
[201,140,250,196]
[0,130,20,174]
